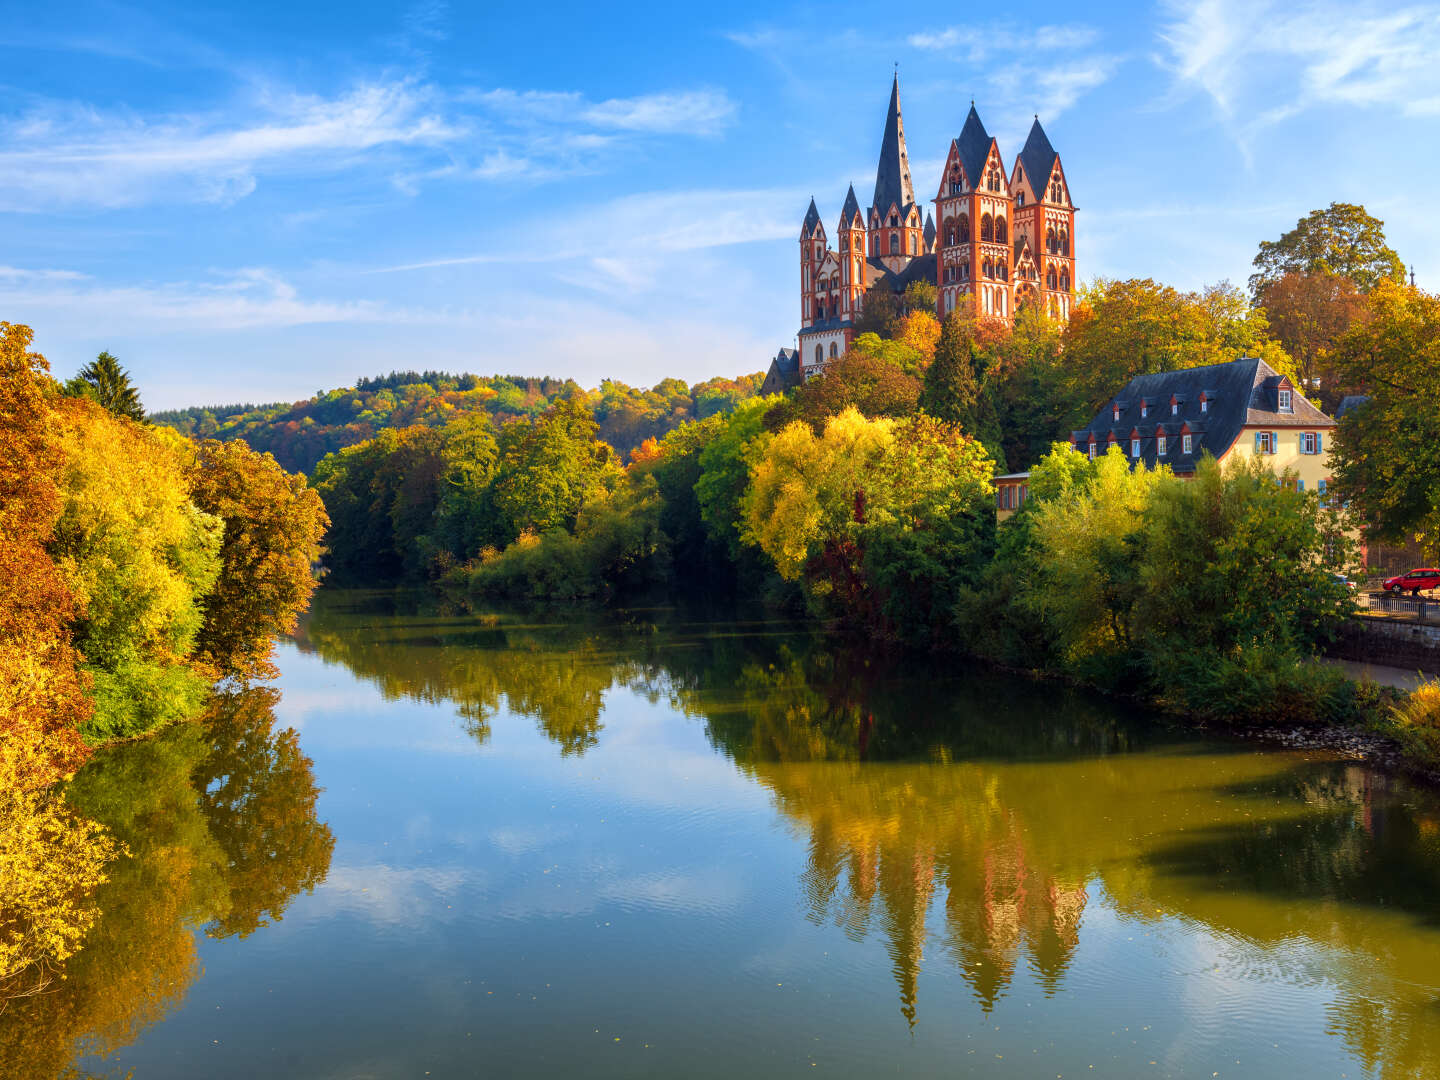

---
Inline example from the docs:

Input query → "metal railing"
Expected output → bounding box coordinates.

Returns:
[1362,591,1437,622]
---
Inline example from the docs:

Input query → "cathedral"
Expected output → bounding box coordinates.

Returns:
[793,74,1077,380]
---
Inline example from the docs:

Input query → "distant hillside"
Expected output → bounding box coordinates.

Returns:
[153,370,765,474]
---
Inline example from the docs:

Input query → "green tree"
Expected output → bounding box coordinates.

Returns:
[1250,202,1405,297]
[1329,280,1440,558]
[66,351,146,423]
[851,284,901,337]
[490,397,621,540]
[695,396,780,563]
[920,313,982,429]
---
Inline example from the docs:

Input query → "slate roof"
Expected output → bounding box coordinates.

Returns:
[1337,394,1371,419]
[761,347,802,394]
[1071,357,1336,473]
[923,212,935,248]
[839,184,862,225]
[798,315,855,335]
[801,197,822,236]
[871,74,917,219]
[862,254,936,292]
[956,105,993,187]
[1019,118,1057,196]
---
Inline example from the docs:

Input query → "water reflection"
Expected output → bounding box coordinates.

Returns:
[0,688,333,1080]
[297,590,1440,1076]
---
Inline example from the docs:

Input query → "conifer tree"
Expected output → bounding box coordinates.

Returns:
[920,313,980,430]
[69,351,146,422]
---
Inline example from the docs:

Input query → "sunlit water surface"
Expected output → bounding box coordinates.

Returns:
[13,589,1440,1079]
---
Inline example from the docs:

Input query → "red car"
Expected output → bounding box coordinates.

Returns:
[1383,567,1440,595]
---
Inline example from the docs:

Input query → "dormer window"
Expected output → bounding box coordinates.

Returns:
[1278,387,1293,412]
[1141,402,1148,418]
[1088,441,1096,459]
[1201,398,1208,414]
[1182,433,1192,454]
[1171,401,1178,416]
[1131,438,1140,457]
[1157,433,1167,456]
[1112,403,1120,421]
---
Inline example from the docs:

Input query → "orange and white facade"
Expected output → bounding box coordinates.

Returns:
[796,76,1077,377]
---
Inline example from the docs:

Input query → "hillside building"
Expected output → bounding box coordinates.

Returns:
[787,74,1077,384]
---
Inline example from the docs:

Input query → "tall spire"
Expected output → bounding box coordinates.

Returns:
[871,73,916,216]
[801,197,822,237]
[956,104,991,187]
[839,183,862,225]
[1019,117,1058,193]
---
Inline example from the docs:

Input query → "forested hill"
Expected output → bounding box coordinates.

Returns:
[152,369,765,474]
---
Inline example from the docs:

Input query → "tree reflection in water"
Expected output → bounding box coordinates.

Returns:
[0,687,333,1080]
[299,589,1440,1076]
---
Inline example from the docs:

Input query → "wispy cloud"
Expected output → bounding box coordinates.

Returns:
[992,56,1121,120]
[464,87,736,136]
[0,79,456,212]
[0,265,455,330]
[1158,0,1440,121]
[909,23,1101,60]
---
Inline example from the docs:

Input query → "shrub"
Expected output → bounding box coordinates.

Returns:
[1390,681,1440,768]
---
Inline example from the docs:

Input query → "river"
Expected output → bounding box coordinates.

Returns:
[11,588,1440,1079]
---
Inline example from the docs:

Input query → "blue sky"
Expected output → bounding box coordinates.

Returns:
[5,0,1439,409]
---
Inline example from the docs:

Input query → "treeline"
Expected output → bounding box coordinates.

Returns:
[0,322,328,1001]
[153,369,765,474]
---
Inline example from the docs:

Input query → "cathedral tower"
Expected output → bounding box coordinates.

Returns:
[868,73,925,272]
[837,185,866,322]
[1010,118,1076,320]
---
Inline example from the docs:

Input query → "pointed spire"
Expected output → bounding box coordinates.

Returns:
[956,104,991,187]
[802,197,822,237]
[839,184,862,226]
[871,73,916,218]
[1020,117,1058,195]
[923,212,935,248]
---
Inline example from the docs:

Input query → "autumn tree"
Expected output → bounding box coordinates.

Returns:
[765,348,921,432]
[742,408,995,633]
[0,322,92,788]
[65,350,147,422]
[1250,202,1405,297]
[51,402,223,741]
[851,283,902,337]
[892,309,941,367]
[1060,279,1296,423]
[1329,280,1440,558]
[1255,271,1368,408]
[696,396,778,564]
[185,439,329,680]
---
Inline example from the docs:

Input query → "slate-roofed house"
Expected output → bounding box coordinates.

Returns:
[995,357,1340,519]
[760,347,801,396]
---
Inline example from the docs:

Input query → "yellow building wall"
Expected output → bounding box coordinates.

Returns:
[1218,424,1336,493]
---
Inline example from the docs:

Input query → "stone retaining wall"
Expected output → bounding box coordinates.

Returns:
[1327,617,1440,675]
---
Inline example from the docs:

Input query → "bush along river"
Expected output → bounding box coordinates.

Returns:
[13,587,1440,1079]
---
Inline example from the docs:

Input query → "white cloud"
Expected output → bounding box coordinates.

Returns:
[0,80,457,212]
[0,265,456,331]
[992,56,1121,120]
[1158,0,1440,121]
[909,23,1101,59]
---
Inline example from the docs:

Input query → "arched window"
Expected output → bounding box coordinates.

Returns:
[961,261,969,281]
[995,217,1007,243]
[889,233,899,254]
[982,259,993,279]
[814,344,824,365]
[949,169,962,194]
[945,223,956,246]
[981,214,993,242]
[997,259,1008,281]
[889,213,898,227]
[817,300,826,320]
[909,234,917,255]
[1045,227,1057,254]
[1046,268,1057,289]
[829,342,838,359]
[958,216,970,243]
[1060,271,1070,292]
[1059,230,1070,256]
